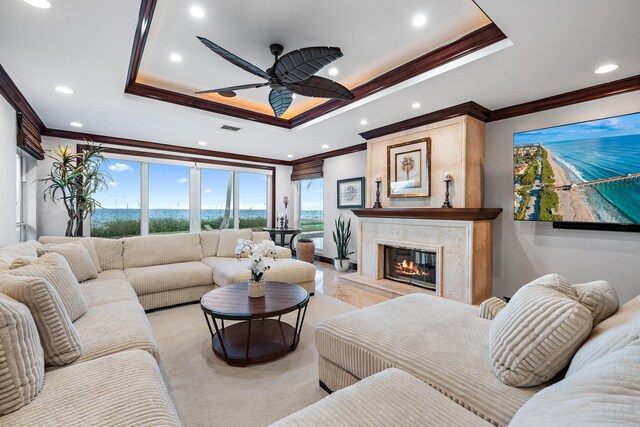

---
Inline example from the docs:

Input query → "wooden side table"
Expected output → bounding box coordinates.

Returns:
[263,227,302,251]
[200,282,310,366]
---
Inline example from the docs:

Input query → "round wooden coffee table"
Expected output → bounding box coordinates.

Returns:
[200,282,310,367]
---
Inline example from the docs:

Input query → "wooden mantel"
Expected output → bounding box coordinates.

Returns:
[351,208,502,221]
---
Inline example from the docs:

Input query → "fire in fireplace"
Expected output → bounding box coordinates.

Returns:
[384,245,436,291]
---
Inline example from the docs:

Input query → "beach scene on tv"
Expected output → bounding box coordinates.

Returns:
[513,112,640,224]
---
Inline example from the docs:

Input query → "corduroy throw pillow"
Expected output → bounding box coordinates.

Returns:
[489,274,593,387]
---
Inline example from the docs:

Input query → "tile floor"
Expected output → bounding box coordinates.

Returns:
[313,261,390,308]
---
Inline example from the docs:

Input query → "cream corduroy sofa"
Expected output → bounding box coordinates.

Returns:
[275,284,640,426]
[39,229,317,310]
[0,230,315,425]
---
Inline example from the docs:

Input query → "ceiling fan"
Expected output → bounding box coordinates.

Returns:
[194,37,355,117]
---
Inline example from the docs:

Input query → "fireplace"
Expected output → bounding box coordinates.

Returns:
[384,245,437,291]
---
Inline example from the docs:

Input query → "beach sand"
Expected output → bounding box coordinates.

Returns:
[545,147,596,222]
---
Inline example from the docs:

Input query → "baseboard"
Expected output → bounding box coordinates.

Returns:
[314,254,357,271]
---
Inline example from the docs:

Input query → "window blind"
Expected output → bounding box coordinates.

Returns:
[17,112,44,160]
[290,158,323,181]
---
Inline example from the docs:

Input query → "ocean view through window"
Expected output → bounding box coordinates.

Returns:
[300,178,323,252]
[149,163,190,234]
[239,172,268,231]
[201,168,234,230]
[91,159,141,238]
[91,155,273,238]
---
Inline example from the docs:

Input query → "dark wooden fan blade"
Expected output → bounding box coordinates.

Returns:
[285,76,355,100]
[269,88,293,117]
[197,37,270,80]
[195,82,268,95]
[275,47,343,83]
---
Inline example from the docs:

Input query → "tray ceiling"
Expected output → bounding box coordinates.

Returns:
[137,0,491,119]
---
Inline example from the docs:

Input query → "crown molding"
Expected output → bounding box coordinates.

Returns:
[43,128,291,166]
[124,0,507,129]
[488,74,640,122]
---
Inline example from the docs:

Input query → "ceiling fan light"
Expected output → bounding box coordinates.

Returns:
[219,91,236,98]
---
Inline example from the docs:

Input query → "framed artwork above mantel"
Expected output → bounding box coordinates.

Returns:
[387,137,431,198]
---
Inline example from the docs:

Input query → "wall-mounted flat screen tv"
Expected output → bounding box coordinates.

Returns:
[514,111,640,225]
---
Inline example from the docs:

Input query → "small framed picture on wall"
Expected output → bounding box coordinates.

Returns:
[387,137,431,198]
[337,177,365,209]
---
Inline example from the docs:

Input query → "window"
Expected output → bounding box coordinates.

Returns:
[91,154,272,237]
[91,159,141,238]
[239,172,268,231]
[149,163,190,234]
[201,169,234,230]
[300,178,323,252]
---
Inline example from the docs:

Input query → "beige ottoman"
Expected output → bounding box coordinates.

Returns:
[201,257,317,294]
[271,368,493,427]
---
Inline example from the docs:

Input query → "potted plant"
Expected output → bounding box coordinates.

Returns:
[235,239,278,298]
[40,143,110,237]
[332,214,353,272]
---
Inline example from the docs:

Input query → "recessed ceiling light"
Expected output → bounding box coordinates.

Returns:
[321,144,329,149]
[55,86,74,94]
[412,102,421,109]
[198,141,207,146]
[189,6,205,18]
[594,64,619,74]
[23,0,51,9]
[360,119,368,125]
[328,68,339,76]
[170,53,182,62]
[69,121,83,128]
[287,154,293,158]
[412,14,427,27]
[292,94,297,99]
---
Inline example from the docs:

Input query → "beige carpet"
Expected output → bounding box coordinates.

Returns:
[147,293,357,427]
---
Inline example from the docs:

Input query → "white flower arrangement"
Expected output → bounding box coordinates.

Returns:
[235,239,278,282]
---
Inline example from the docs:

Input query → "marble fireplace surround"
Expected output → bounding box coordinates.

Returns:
[341,208,501,305]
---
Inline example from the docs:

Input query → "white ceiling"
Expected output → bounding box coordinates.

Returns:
[139,0,489,117]
[0,0,639,162]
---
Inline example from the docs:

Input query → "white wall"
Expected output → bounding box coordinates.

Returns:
[0,97,17,246]
[321,151,368,261]
[486,91,640,304]
[37,136,294,237]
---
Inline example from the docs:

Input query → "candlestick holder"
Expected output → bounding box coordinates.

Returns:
[283,197,289,229]
[373,180,383,209]
[442,175,453,208]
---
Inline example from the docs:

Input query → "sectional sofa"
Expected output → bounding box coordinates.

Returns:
[0,229,316,425]
[274,275,640,426]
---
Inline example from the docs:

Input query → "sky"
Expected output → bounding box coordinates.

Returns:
[97,160,269,210]
[300,178,323,211]
[514,112,640,145]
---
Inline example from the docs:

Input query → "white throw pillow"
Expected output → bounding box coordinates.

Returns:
[489,274,593,387]
[510,345,640,426]
[217,229,252,257]
[0,275,82,366]
[0,293,44,415]
[572,280,619,326]
[4,253,88,321]
[567,295,640,377]
[38,241,99,282]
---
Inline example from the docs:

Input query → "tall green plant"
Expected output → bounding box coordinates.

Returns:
[332,214,354,260]
[40,143,111,237]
